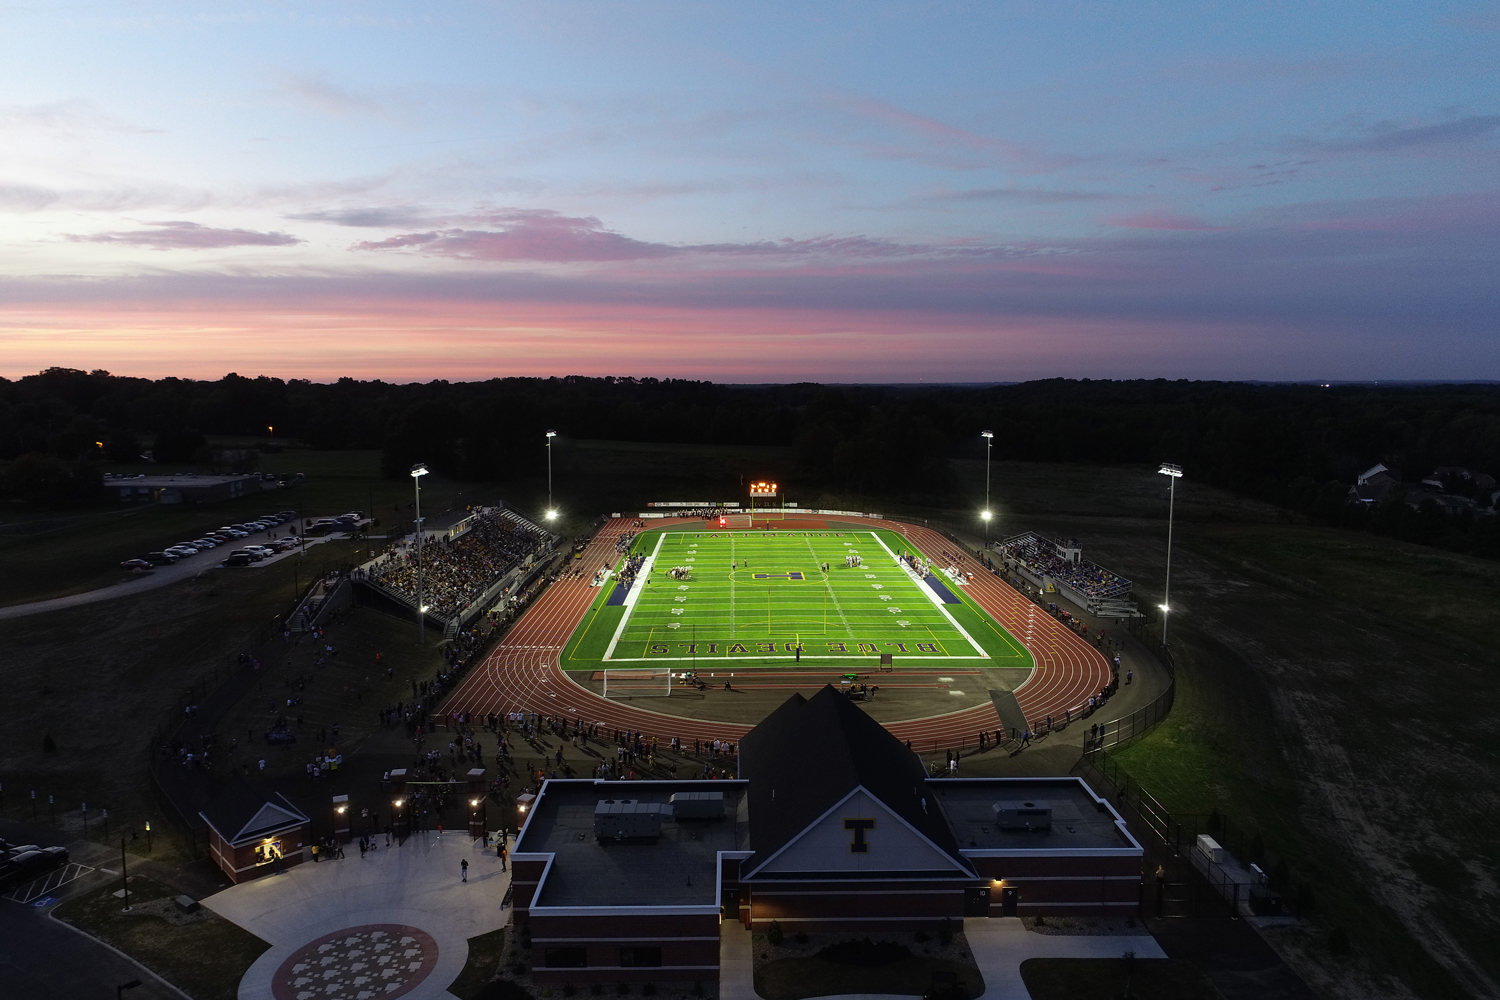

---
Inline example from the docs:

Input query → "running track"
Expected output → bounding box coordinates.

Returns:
[441,516,1111,750]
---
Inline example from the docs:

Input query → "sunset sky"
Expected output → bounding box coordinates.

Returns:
[2,2,1496,382]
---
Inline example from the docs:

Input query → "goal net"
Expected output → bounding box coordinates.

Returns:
[603,668,674,699]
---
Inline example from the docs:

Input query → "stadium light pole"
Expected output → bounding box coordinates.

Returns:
[980,430,994,547]
[1157,463,1183,648]
[411,462,429,645]
[545,431,558,524]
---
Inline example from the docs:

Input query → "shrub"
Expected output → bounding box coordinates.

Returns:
[1328,928,1351,955]
[766,921,784,947]
[642,985,656,996]
[914,929,928,943]
[564,986,576,997]
[615,984,629,996]
[1033,915,1046,927]
[937,917,954,946]
[591,985,603,996]
[793,932,808,945]
[691,984,703,997]
[42,734,57,754]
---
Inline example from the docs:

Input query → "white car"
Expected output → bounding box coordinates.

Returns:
[166,545,198,557]
[244,545,275,558]
[191,538,217,549]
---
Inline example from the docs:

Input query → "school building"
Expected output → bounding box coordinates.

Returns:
[510,685,1143,985]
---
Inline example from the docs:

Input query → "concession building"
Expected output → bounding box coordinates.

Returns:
[511,686,1143,985]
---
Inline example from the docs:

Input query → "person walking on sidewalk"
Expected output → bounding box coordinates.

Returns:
[460,858,469,882]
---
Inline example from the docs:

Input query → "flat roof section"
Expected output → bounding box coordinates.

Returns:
[519,780,750,908]
[928,778,1141,853]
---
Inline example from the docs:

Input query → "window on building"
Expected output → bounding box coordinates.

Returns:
[545,948,587,968]
[620,947,662,968]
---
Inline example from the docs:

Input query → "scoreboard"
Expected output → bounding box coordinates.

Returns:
[748,481,778,497]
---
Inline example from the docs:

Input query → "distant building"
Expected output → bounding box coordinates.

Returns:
[102,473,263,504]
[510,686,1142,985]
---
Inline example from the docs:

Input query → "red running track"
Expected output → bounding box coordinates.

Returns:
[441,516,1111,749]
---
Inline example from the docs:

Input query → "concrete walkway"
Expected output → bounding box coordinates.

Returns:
[0,532,342,620]
[719,918,1165,1000]
[202,830,509,1000]
[963,917,1165,999]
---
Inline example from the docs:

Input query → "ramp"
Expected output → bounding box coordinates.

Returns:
[989,689,1030,735]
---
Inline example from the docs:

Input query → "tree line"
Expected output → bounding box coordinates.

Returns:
[2,369,1498,556]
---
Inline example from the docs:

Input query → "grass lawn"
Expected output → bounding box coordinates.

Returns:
[1056,516,1500,1000]
[53,873,270,1000]
[562,527,1031,671]
[1019,957,1221,1000]
[755,937,983,1000]
[448,928,507,1000]
[0,537,429,861]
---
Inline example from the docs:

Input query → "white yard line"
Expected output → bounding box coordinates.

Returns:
[602,531,665,660]
[806,535,854,636]
[868,531,989,659]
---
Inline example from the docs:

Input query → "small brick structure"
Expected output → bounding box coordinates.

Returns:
[200,781,312,884]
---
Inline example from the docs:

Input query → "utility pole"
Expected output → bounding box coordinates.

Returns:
[411,463,429,644]
[980,430,994,546]
[1157,464,1183,647]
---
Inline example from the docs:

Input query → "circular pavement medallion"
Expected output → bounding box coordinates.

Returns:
[271,924,440,1000]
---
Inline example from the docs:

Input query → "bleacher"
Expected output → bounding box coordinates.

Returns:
[359,508,549,621]
[996,532,1132,603]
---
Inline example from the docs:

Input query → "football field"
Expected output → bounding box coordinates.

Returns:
[562,528,1032,667]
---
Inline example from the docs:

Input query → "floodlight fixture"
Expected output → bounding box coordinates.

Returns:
[410,462,429,478]
[545,509,557,521]
[981,510,992,521]
[1157,463,1182,478]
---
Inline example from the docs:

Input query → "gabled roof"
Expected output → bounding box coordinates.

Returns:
[739,686,971,877]
[199,780,311,846]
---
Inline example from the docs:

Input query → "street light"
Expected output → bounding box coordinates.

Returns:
[545,431,558,521]
[980,431,995,546]
[1157,463,1183,648]
[410,463,430,645]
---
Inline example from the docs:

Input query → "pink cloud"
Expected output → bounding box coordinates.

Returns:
[66,220,302,250]
[354,210,674,262]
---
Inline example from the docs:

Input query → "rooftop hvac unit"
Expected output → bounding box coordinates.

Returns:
[992,800,1052,831]
[669,791,726,820]
[593,799,664,841]
[1195,834,1225,864]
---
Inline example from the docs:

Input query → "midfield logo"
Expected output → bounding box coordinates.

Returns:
[751,571,804,580]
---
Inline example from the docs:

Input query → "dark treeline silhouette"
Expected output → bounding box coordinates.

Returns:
[3,368,1498,556]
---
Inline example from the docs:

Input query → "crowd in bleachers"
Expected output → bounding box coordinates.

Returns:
[362,510,545,618]
[997,533,1131,600]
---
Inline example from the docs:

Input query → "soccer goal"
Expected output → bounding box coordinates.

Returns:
[603,667,674,699]
[721,513,752,528]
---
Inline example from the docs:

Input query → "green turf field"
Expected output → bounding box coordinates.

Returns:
[562,528,1034,668]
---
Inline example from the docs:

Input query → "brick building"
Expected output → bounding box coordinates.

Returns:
[200,782,311,884]
[511,686,1142,985]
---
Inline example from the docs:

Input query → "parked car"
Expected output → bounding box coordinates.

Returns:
[278,510,297,519]
[170,543,199,554]
[191,538,217,549]
[225,552,253,567]
[244,545,274,558]
[0,846,68,889]
[121,558,153,572]
[146,551,179,565]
